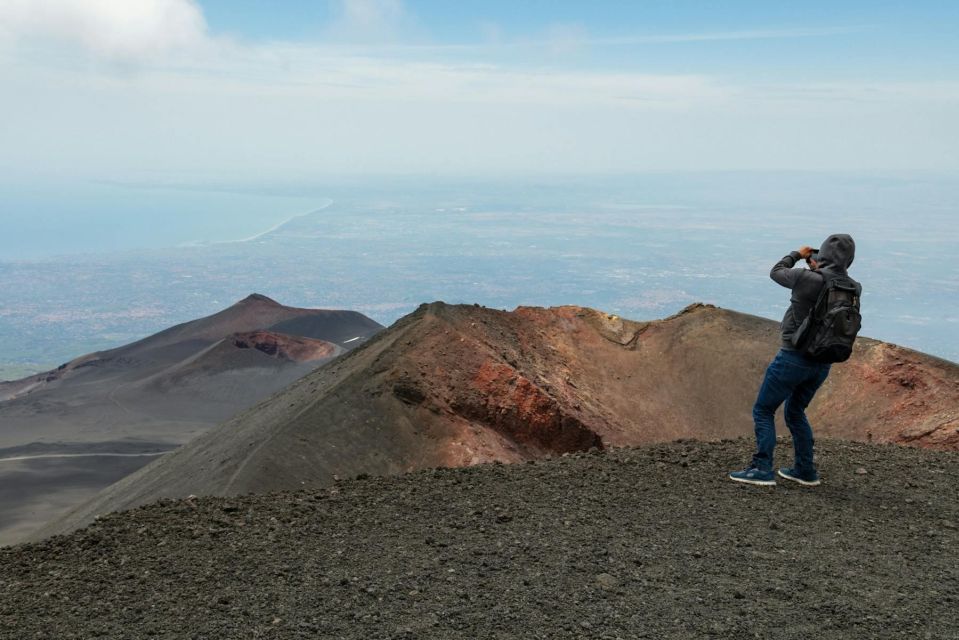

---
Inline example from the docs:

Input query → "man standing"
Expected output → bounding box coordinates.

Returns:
[729,234,860,487]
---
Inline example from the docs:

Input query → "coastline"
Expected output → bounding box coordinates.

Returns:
[231,199,335,244]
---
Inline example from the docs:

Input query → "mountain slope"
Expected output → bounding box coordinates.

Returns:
[0,295,382,545]
[0,294,381,445]
[40,302,958,539]
[0,294,378,405]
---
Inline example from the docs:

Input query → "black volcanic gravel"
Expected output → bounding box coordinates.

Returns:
[2,438,957,640]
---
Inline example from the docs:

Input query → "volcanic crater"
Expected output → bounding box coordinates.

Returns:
[37,301,959,541]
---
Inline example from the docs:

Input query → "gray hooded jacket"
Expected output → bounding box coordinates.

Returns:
[771,234,861,350]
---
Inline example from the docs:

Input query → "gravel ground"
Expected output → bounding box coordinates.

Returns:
[2,438,957,640]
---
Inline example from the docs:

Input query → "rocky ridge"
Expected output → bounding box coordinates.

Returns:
[38,302,959,540]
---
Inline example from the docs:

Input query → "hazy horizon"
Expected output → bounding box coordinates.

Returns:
[2,172,957,373]
[1,2,957,368]
[4,169,957,259]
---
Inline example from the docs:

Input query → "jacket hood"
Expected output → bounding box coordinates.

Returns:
[817,234,855,274]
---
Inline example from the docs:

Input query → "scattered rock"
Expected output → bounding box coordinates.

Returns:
[595,573,619,590]
[392,381,426,405]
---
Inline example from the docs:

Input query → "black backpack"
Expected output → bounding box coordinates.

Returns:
[792,271,862,363]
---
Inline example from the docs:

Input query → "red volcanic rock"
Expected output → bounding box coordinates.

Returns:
[820,341,959,449]
[451,360,602,453]
[230,331,337,363]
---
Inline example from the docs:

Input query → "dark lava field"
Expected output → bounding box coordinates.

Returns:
[2,438,956,640]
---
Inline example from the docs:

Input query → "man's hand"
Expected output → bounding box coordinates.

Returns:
[798,246,815,260]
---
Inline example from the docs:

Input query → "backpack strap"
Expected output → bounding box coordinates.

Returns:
[810,270,832,317]
[817,269,836,288]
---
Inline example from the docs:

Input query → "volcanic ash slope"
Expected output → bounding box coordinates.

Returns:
[3,439,957,639]
[38,302,959,540]
[0,293,383,545]
[0,292,383,440]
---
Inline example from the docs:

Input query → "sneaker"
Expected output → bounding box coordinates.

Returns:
[777,467,821,487]
[728,467,776,486]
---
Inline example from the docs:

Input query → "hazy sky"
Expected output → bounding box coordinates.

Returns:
[1,0,957,183]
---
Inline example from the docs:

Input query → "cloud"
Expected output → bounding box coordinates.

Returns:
[355,24,875,55]
[324,0,412,43]
[542,23,589,55]
[0,0,211,64]
[0,2,954,178]
[0,2,734,115]
[211,44,728,107]
[586,25,875,46]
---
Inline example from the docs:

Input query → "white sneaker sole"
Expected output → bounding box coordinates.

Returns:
[728,474,776,487]
[777,469,821,486]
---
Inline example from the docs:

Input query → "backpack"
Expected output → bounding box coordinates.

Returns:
[792,271,862,363]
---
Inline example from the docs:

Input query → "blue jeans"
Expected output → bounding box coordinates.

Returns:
[752,349,830,473]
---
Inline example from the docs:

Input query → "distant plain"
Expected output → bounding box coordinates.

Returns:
[1,171,957,375]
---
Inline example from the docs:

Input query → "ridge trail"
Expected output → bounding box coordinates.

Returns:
[0,451,169,464]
